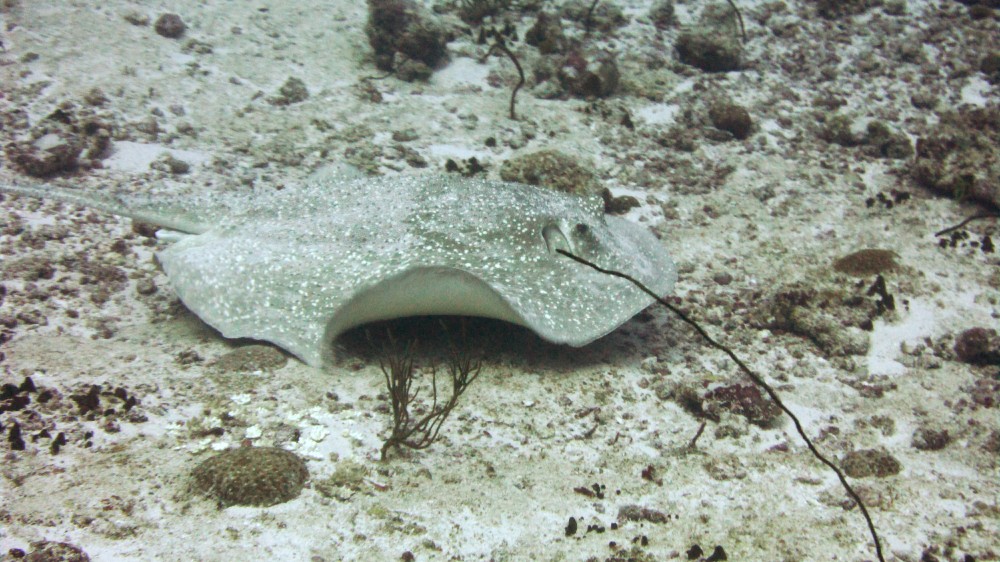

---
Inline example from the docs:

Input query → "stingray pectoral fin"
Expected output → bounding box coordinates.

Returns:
[321,267,527,358]
[319,262,669,367]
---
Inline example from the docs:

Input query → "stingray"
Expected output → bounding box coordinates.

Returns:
[0,172,676,367]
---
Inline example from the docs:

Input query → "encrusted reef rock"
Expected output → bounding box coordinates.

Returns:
[192,446,309,507]
[366,0,451,80]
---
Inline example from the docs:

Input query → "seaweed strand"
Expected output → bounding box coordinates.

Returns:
[934,212,999,237]
[557,249,885,562]
[727,0,747,43]
[484,34,525,120]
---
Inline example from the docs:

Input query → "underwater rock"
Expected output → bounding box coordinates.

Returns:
[913,107,1000,209]
[649,0,676,28]
[556,50,620,99]
[703,383,782,427]
[755,281,880,358]
[456,0,510,24]
[863,121,913,159]
[841,448,902,478]
[152,152,191,175]
[709,102,753,140]
[268,77,310,106]
[675,31,742,73]
[560,0,627,32]
[618,504,670,524]
[4,104,112,177]
[23,540,91,562]
[954,327,1000,366]
[833,249,899,277]
[154,13,186,39]
[313,458,369,499]
[366,0,450,78]
[6,132,84,177]
[2,255,56,282]
[394,58,434,82]
[123,11,150,27]
[981,51,1000,84]
[813,0,879,19]
[499,149,600,194]
[819,113,865,147]
[911,427,951,451]
[602,189,640,215]
[525,12,567,55]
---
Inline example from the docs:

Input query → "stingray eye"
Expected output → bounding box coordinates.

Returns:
[571,221,601,254]
[542,223,571,254]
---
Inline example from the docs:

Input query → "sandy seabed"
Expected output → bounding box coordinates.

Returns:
[1,1,998,561]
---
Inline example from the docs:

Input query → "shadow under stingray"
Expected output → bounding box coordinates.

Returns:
[333,312,664,373]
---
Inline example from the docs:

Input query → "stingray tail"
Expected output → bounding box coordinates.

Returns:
[0,182,209,234]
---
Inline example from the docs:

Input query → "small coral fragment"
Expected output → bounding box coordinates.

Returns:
[499,149,599,194]
[675,31,742,72]
[154,13,186,39]
[192,446,309,507]
[841,448,901,478]
[23,541,91,562]
[833,249,898,277]
[709,102,753,140]
[366,0,450,79]
[954,327,1000,366]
